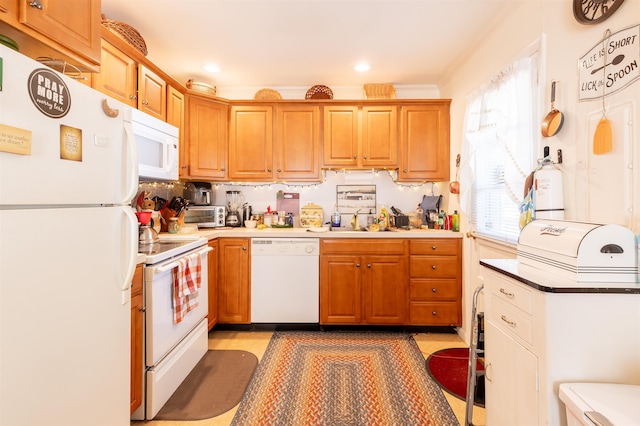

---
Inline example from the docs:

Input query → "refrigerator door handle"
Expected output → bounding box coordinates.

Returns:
[123,119,139,204]
[121,206,138,299]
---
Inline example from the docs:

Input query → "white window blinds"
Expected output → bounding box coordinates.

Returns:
[460,54,539,244]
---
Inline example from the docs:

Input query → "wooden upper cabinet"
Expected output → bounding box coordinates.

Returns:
[186,95,228,180]
[275,105,321,181]
[322,106,359,168]
[138,64,167,121]
[399,102,450,182]
[361,105,397,168]
[167,86,185,176]
[92,40,137,107]
[323,105,398,169]
[229,105,273,181]
[0,0,10,13]
[19,0,101,65]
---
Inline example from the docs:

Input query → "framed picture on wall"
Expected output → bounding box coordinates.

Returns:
[336,185,376,214]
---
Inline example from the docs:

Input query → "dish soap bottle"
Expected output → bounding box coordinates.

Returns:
[379,204,389,229]
[452,210,460,232]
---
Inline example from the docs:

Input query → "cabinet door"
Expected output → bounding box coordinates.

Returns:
[19,0,101,64]
[138,64,166,121]
[0,0,10,13]
[130,264,143,414]
[322,106,359,168]
[92,40,137,107]
[399,104,450,181]
[186,96,228,180]
[361,106,398,168]
[218,238,250,323]
[207,240,219,330]
[362,255,406,324]
[485,320,539,426]
[229,106,273,181]
[166,86,186,177]
[320,255,361,324]
[275,105,321,181]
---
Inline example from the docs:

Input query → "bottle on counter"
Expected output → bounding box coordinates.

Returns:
[452,210,460,232]
[379,204,389,229]
[438,210,445,229]
[331,205,341,227]
[415,204,424,227]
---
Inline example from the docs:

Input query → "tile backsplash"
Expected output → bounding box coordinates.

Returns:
[138,171,450,226]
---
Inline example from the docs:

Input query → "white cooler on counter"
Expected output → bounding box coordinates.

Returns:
[517,219,638,282]
[559,383,640,426]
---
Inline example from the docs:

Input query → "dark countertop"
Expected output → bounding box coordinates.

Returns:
[480,258,640,294]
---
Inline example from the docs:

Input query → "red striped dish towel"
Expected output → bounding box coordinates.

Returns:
[172,252,202,323]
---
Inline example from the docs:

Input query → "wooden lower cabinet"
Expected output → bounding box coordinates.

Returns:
[408,239,462,325]
[217,238,250,323]
[207,239,219,330]
[130,264,144,415]
[320,239,407,325]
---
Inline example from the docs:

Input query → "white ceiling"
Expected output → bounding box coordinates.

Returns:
[100,0,524,90]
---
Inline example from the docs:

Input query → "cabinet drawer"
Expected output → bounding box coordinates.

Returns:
[410,279,459,301]
[410,256,459,278]
[321,239,406,255]
[489,273,532,315]
[409,302,460,325]
[410,239,460,256]
[489,297,533,345]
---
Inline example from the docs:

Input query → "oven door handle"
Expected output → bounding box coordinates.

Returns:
[151,245,214,274]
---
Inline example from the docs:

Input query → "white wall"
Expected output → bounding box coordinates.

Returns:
[439,0,640,341]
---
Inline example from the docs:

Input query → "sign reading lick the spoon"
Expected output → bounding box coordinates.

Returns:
[577,24,640,101]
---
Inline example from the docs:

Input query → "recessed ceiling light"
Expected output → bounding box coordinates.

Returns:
[354,63,371,72]
[204,64,221,73]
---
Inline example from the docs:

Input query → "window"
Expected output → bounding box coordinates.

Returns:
[460,45,540,244]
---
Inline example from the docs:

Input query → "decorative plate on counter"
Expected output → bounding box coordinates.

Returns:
[300,202,324,228]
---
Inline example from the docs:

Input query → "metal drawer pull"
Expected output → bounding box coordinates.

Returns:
[432,245,437,250]
[367,263,371,268]
[499,288,514,297]
[29,0,43,9]
[432,311,437,315]
[356,263,361,267]
[501,315,516,326]
[432,288,437,292]
[432,265,437,270]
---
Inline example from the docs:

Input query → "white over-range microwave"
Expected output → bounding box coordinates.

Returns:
[132,108,179,181]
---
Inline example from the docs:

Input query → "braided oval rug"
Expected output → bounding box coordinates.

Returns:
[231,331,458,426]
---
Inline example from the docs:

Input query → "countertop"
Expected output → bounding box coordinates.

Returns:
[165,226,464,240]
[480,258,640,294]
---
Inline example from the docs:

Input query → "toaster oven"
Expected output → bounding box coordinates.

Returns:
[183,205,226,228]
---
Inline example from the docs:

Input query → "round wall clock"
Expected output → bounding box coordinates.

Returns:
[573,0,625,24]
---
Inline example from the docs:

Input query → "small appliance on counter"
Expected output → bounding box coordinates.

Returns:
[225,190,244,227]
[184,182,213,206]
[183,205,226,228]
[517,219,638,282]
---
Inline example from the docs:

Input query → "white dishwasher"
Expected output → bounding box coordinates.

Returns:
[251,238,320,323]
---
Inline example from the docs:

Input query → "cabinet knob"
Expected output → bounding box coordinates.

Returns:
[356,263,361,267]
[130,95,137,100]
[432,265,437,270]
[432,288,437,293]
[242,246,247,251]
[277,168,281,172]
[363,155,368,159]
[432,245,437,250]
[181,165,188,169]
[221,167,226,171]
[432,311,438,316]
[29,0,43,9]
[267,168,272,172]
[403,168,408,173]
[353,155,358,159]
[138,306,146,312]
[142,100,149,105]
[367,263,371,268]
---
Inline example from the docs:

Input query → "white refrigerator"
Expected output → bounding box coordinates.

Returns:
[0,45,138,425]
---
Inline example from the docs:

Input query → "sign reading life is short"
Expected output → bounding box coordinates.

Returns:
[27,68,71,118]
[578,24,640,101]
